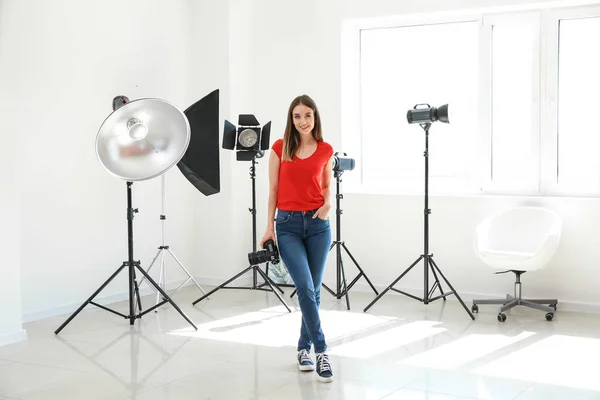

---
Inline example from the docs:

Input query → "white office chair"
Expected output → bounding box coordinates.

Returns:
[472,206,562,322]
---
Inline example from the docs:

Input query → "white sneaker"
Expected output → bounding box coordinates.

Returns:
[316,353,334,382]
[297,349,315,371]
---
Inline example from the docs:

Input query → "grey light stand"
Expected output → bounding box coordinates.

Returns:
[135,173,207,310]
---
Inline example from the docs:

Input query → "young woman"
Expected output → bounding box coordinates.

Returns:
[260,94,334,383]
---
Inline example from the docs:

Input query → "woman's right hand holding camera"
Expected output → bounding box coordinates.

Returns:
[260,228,276,248]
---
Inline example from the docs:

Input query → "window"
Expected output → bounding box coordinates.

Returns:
[488,17,539,192]
[359,21,479,194]
[344,5,600,197]
[556,15,600,192]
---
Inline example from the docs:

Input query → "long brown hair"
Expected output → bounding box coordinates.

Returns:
[282,95,323,162]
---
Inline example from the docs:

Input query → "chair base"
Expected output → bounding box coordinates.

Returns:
[472,271,557,321]
[473,295,557,314]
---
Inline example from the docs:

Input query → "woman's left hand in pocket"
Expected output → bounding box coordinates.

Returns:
[313,203,331,220]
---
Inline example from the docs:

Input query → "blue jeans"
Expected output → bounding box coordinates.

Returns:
[276,209,331,353]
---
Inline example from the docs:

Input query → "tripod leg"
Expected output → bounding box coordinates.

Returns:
[428,257,474,320]
[136,248,162,292]
[167,248,207,295]
[256,264,287,295]
[257,262,287,293]
[134,263,198,330]
[339,255,350,310]
[427,257,446,301]
[255,263,270,289]
[168,279,190,299]
[263,263,285,294]
[296,283,336,299]
[55,263,128,334]
[157,251,166,305]
[294,283,334,299]
[256,267,292,313]
[364,255,423,313]
[192,265,254,305]
[321,283,335,297]
[133,263,143,313]
[341,243,379,295]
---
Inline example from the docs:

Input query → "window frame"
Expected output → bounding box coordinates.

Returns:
[342,4,600,198]
[342,13,483,195]
[478,11,543,196]
[543,5,600,197]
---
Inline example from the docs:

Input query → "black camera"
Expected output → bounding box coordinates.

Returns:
[248,239,280,265]
[406,103,449,125]
[332,152,355,172]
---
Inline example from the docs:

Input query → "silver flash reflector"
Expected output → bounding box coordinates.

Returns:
[95,98,190,181]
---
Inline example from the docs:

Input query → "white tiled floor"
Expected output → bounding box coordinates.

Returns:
[1,285,600,399]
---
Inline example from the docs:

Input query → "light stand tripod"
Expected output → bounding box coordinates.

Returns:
[291,169,379,310]
[135,174,206,310]
[192,158,291,312]
[363,123,474,320]
[55,182,198,334]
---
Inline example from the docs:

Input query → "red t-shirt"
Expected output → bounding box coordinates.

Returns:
[272,138,334,211]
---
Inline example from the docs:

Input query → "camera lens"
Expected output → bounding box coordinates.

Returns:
[248,250,265,266]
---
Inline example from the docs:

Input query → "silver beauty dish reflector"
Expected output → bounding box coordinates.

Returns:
[55,96,198,335]
[95,98,190,181]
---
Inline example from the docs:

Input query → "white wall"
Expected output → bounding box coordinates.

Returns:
[2,0,599,344]
[186,0,244,287]
[215,0,600,312]
[0,0,26,344]
[0,0,219,324]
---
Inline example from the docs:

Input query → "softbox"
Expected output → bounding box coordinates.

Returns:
[177,89,221,196]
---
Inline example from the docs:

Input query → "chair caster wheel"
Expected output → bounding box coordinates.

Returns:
[550,304,557,311]
[497,313,507,322]
[545,312,554,321]
[472,305,479,313]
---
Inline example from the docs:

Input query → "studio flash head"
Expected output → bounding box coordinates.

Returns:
[406,103,449,125]
[222,114,272,161]
[332,152,355,172]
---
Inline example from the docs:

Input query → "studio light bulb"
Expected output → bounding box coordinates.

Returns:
[127,118,148,140]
